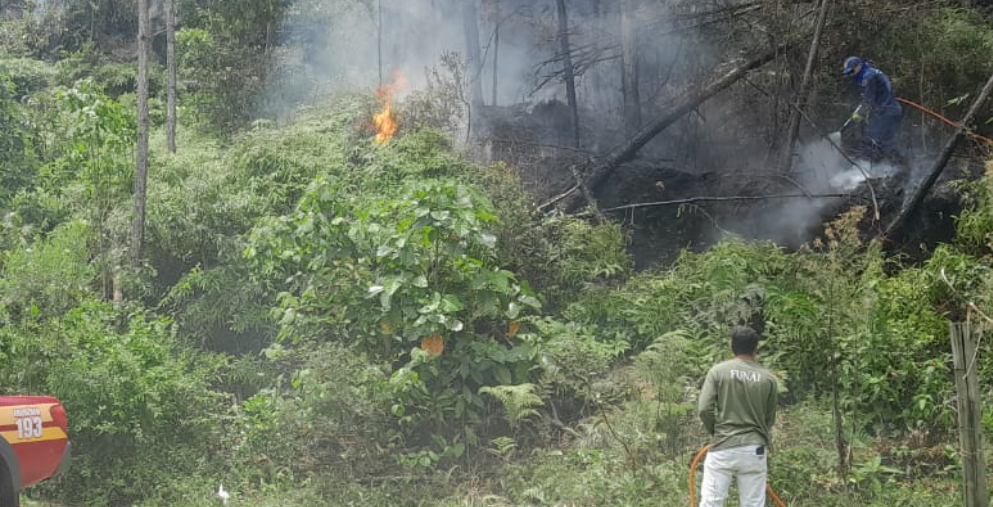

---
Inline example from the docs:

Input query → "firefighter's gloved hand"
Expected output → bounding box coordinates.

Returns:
[850,111,864,123]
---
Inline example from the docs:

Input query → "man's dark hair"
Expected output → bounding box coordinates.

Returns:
[731,326,761,356]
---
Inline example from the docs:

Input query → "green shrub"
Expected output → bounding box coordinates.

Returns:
[0,301,223,506]
[248,177,543,458]
[0,75,38,206]
[0,57,56,98]
[566,240,790,352]
[226,342,392,485]
[56,44,165,98]
[0,221,94,321]
[871,7,993,113]
[522,317,629,414]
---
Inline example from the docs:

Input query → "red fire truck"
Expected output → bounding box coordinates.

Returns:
[0,396,70,507]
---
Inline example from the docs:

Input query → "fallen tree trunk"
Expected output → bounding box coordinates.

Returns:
[601,192,851,213]
[576,43,790,203]
[886,69,993,237]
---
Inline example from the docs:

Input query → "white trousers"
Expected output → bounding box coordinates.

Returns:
[699,445,767,507]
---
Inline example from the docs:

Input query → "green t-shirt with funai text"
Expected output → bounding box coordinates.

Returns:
[698,358,778,451]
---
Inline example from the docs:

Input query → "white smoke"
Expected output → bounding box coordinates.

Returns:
[716,136,908,247]
[795,137,899,193]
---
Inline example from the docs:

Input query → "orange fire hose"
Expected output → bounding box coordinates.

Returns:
[689,445,789,507]
[896,97,993,146]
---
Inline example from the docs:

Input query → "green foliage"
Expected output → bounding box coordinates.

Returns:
[508,214,632,310]
[0,301,223,506]
[523,317,629,411]
[0,74,38,207]
[26,0,138,56]
[0,221,94,321]
[226,342,391,485]
[563,209,953,436]
[479,384,543,428]
[177,27,262,129]
[32,79,136,297]
[248,173,543,457]
[952,169,993,257]
[0,17,34,56]
[0,57,56,98]
[631,331,697,457]
[40,80,134,196]
[56,44,164,98]
[250,178,539,348]
[566,239,789,352]
[871,8,993,112]
[502,447,687,507]
[177,0,291,129]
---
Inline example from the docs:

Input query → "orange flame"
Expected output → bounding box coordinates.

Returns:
[373,70,408,144]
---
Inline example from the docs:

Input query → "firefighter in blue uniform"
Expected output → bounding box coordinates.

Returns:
[842,56,904,164]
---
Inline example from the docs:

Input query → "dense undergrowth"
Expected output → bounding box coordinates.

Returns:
[0,83,987,506]
[2,5,993,506]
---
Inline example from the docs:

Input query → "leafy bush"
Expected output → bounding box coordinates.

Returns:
[522,317,629,414]
[236,342,391,482]
[566,240,790,352]
[951,168,993,257]
[508,214,631,311]
[0,221,94,321]
[0,301,223,506]
[0,57,56,98]
[632,331,698,457]
[0,74,38,206]
[56,44,165,98]
[871,7,993,115]
[248,177,543,457]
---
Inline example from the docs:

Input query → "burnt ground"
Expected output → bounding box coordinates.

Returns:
[474,103,984,269]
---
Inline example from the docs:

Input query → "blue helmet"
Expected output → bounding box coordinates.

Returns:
[842,56,863,76]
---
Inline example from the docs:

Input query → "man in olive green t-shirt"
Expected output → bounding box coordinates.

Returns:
[697,326,778,507]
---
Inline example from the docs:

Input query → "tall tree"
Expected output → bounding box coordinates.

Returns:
[555,0,580,147]
[377,0,383,86]
[462,0,485,108]
[490,0,500,106]
[620,0,641,136]
[782,0,831,172]
[166,0,177,153]
[132,0,150,267]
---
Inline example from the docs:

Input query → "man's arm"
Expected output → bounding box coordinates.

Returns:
[698,370,717,435]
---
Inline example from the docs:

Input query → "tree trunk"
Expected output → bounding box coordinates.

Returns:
[377,0,383,86]
[951,322,989,507]
[491,0,500,106]
[462,0,484,108]
[886,68,993,237]
[620,0,641,136]
[555,0,580,148]
[782,0,831,172]
[575,44,788,201]
[166,0,177,154]
[132,0,150,268]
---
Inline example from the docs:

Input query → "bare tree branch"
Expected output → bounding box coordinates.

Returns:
[601,192,852,213]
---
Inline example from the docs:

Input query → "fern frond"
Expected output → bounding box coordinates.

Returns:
[479,383,544,428]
